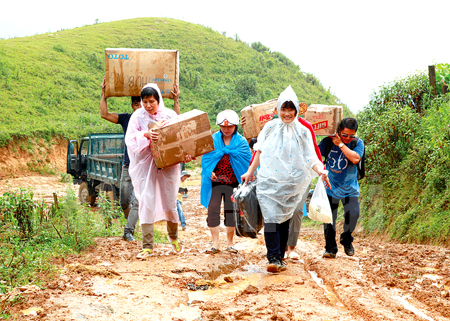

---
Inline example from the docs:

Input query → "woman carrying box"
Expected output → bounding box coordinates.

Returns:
[125,83,191,258]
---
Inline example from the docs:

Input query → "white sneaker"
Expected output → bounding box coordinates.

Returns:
[289,252,300,260]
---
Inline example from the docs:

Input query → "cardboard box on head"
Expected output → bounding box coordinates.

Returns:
[104,48,179,98]
[148,109,214,169]
[303,104,343,136]
[240,99,277,139]
[241,99,310,139]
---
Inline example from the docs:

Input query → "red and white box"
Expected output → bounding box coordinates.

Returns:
[303,104,343,136]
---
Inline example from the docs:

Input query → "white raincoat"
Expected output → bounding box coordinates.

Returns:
[255,86,321,224]
[125,83,181,225]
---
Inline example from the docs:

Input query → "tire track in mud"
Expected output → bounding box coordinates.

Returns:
[3,177,450,320]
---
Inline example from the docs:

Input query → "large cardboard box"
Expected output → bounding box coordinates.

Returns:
[303,104,343,136]
[105,48,179,98]
[240,99,277,139]
[148,109,214,169]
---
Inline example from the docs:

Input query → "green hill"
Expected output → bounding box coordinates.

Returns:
[0,17,352,147]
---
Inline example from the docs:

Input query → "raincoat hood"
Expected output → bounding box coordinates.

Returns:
[135,83,176,129]
[276,85,299,116]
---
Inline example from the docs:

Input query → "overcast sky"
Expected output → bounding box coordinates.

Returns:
[1,0,448,114]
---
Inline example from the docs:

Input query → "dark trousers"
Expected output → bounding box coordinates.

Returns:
[264,219,290,262]
[207,184,236,228]
[324,195,360,253]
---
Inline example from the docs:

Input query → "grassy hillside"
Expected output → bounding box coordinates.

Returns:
[0,17,352,147]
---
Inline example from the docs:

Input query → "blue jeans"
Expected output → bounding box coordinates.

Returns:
[264,219,291,262]
[177,200,186,228]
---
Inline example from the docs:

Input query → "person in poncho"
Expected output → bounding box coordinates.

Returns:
[125,83,192,259]
[241,85,330,273]
[201,110,252,254]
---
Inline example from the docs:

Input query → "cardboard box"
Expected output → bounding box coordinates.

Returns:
[303,104,343,136]
[240,99,277,139]
[148,109,214,169]
[105,48,179,98]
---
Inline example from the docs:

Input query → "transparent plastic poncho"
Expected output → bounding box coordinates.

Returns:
[254,86,321,224]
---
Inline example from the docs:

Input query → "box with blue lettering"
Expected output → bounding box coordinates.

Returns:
[104,48,179,98]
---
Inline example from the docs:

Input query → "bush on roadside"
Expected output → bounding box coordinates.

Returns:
[357,69,450,245]
[0,185,126,316]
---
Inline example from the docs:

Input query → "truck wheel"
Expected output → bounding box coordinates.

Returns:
[79,182,96,206]
[101,183,118,203]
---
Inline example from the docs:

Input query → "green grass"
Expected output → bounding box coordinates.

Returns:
[0,17,352,147]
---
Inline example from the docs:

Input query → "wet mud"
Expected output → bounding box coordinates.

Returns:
[2,175,450,320]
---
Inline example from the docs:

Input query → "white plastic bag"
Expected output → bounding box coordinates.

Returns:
[308,176,333,224]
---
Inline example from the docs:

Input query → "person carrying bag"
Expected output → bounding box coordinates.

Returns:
[241,86,330,273]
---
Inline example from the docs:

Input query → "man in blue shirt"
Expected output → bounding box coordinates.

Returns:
[318,118,364,258]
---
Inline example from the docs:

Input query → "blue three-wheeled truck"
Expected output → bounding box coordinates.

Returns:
[66,133,124,205]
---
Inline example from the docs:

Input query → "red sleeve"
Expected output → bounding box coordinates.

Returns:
[298,118,323,163]
[249,150,257,166]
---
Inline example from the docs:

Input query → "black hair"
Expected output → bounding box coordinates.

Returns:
[131,96,141,104]
[281,101,298,116]
[220,125,238,136]
[140,87,160,103]
[339,117,358,132]
[249,137,257,149]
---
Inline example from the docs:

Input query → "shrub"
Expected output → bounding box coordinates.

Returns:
[435,63,450,94]
[358,68,450,244]
[358,105,421,179]
[251,41,270,53]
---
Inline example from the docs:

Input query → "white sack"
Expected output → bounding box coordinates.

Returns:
[308,176,333,224]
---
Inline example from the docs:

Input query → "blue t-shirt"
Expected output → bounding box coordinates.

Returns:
[318,138,364,199]
[117,113,132,166]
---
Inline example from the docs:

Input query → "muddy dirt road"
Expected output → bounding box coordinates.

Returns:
[2,175,450,320]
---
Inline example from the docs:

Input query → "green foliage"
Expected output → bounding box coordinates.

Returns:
[359,105,421,179]
[0,185,130,314]
[97,192,122,229]
[59,171,72,183]
[0,17,341,147]
[183,158,202,171]
[251,41,270,53]
[235,74,258,100]
[435,63,450,94]
[357,68,450,245]
[363,72,430,115]
[0,188,35,238]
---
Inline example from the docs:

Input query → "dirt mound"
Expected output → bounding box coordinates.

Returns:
[0,137,67,178]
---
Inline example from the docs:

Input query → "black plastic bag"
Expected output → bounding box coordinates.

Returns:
[232,180,263,238]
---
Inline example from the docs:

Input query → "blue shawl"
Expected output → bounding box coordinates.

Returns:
[201,131,252,208]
